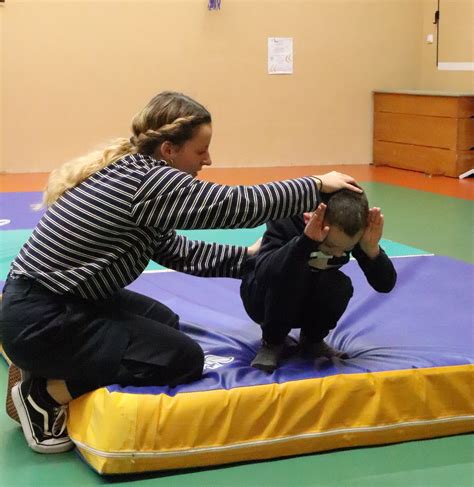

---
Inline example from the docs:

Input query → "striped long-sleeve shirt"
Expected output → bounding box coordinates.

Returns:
[11,154,319,300]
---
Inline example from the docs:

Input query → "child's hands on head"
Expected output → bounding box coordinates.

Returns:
[359,207,384,259]
[304,203,330,242]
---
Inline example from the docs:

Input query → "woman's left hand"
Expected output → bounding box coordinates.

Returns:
[360,207,384,258]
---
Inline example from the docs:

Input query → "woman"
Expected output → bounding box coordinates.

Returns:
[1,91,361,453]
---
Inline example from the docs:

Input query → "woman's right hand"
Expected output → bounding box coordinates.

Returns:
[313,171,363,193]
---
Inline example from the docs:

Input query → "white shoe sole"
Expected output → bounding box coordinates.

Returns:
[11,383,74,454]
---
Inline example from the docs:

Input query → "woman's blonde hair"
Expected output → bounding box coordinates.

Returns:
[43,91,211,207]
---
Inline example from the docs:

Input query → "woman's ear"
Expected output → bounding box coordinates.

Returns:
[158,141,173,160]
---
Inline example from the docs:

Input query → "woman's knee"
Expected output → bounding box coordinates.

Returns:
[115,335,204,387]
[150,335,204,386]
[171,337,204,383]
[151,304,179,329]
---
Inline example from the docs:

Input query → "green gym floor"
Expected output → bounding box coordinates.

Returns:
[0,165,473,486]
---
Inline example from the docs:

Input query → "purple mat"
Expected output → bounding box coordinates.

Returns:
[101,255,472,396]
[0,192,44,230]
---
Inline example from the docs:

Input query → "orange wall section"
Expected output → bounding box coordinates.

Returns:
[1,166,472,201]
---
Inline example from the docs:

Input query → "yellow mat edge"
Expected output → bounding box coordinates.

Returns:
[68,364,474,474]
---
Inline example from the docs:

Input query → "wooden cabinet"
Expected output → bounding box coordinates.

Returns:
[373,91,474,177]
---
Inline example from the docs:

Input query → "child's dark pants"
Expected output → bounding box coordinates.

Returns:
[241,268,353,345]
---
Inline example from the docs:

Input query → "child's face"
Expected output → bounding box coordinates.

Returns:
[318,224,363,257]
[170,123,213,177]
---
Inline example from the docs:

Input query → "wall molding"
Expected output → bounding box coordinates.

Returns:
[438,62,474,71]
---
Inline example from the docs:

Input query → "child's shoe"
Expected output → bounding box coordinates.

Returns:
[12,378,74,453]
[300,336,348,359]
[251,337,299,372]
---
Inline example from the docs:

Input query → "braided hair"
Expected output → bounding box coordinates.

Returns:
[43,92,211,206]
[129,91,211,156]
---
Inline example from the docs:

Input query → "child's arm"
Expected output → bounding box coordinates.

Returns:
[251,216,320,286]
[353,246,397,293]
[353,208,397,292]
[358,207,384,259]
[251,203,332,287]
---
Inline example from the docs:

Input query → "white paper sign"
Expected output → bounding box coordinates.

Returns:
[268,37,293,74]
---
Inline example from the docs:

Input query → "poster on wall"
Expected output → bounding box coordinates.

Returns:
[268,37,293,74]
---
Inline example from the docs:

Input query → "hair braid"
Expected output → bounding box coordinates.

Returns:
[42,137,135,207]
[131,115,206,156]
[42,91,211,207]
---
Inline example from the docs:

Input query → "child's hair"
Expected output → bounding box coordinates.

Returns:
[43,91,211,207]
[322,189,369,237]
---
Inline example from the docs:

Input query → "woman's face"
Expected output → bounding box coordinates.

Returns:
[169,123,213,177]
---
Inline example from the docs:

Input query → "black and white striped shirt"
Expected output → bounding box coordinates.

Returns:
[11,154,319,300]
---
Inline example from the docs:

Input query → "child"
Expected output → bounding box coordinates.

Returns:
[0,91,362,453]
[240,189,397,372]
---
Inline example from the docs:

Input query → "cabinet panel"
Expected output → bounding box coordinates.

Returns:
[373,141,474,177]
[374,112,458,150]
[373,92,474,177]
[457,119,474,150]
[457,97,474,118]
[374,93,461,117]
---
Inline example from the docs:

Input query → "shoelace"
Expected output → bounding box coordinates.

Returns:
[51,405,68,437]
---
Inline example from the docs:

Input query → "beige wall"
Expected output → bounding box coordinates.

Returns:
[438,0,473,62]
[419,0,474,91]
[0,0,469,173]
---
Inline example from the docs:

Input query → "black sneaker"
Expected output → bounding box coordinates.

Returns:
[12,379,74,453]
